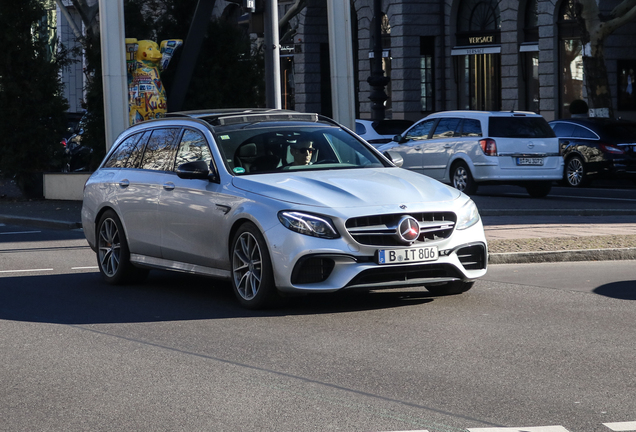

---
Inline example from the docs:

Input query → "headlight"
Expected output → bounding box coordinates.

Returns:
[278,211,340,239]
[456,199,480,230]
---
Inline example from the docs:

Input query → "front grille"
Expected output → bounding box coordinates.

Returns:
[346,212,456,246]
[457,244,487,270]
[291,257,335,284]
[346,263,463,288]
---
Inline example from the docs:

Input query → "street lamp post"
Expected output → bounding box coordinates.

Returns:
[367,0,389,122]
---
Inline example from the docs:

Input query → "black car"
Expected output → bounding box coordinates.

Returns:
[549,118,636,187]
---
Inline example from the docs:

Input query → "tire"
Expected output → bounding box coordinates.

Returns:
[96,210,148,284]
[426,281,474,296]
[231,222,279,309]
[564,155,588,187]
[525,181,552,198]
[451,161,478,195]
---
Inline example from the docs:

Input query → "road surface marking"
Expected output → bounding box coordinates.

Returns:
[604,422,636,431]
[468,427,570,432]
[0,230,41,235]
[71,266,99,270]
[0,268,54,273]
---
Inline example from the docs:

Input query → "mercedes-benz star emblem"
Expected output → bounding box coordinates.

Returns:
[397,216,420,243]
[527,141,535,149]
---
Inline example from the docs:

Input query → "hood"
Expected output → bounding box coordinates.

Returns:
[232,168,460,208]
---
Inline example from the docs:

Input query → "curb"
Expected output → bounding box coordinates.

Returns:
[489,247,636,264]
[480,209,636,217]
[0,214,82,231]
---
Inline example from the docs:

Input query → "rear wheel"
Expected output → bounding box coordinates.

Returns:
[451,161,478,195]
[96,210,148,284]
[231,222,279,309]
[525,181,552,198]
[564,155,589,187]
[426,281,474,296]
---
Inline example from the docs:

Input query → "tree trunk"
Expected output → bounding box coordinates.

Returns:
[582,53,613,118]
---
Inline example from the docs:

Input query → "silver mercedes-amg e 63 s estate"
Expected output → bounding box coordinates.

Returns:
[82,109,488,308]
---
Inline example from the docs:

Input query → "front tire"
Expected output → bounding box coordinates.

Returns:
[96,210,148,284]
[451,161,478,195]
[231,222,279,309]
[426,281,474,296]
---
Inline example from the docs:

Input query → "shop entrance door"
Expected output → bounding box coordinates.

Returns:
[466,53,501,111]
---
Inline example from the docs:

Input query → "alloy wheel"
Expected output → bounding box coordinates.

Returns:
[453,166,469,191]
[232,232,263,301]
[566,157,584,187]
[98,217,121,277]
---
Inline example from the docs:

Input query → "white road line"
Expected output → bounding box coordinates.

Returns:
[0,230,42,235]
[71,266,99,270]
[0,268,54,274]
[468,427,570,432]
[604,422,636,431]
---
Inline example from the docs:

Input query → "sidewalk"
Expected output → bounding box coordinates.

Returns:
[1,197,635,264]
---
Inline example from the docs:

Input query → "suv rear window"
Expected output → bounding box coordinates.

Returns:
[489,117,555,138]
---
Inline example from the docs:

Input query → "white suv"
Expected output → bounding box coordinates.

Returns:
[379,111,563,197]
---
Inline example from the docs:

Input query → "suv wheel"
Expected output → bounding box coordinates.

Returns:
[451,162,477,195]
[525,181,552,198]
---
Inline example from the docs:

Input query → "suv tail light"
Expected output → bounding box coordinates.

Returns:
[479,138,497,156]
[599,143,624,154]
[61,138,67,148]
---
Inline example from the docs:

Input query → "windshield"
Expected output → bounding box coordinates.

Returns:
[212,123,389,175]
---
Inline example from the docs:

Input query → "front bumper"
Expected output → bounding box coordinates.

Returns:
[265,221,488,293]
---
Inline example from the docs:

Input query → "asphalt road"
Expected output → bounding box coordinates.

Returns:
[1,225,634,432]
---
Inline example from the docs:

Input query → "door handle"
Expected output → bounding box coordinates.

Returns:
[414,146,422,151]
[118,180,130,188]
[444,143,452,148]
[163,182,175,191]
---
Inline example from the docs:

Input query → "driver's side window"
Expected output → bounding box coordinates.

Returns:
[174,129,212,172]
[405,119,436,141]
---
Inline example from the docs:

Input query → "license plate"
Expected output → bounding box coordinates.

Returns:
[517,157,544,166]
[378,246,438,264]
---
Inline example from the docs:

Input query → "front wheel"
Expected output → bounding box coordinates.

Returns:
[231,222,279,309]
[96,210,148,284]
[426,281,474,296]
[451,162,478,195]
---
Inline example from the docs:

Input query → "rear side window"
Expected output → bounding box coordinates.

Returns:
[550,122,576,137]
[140,128,181,171]
[461,119,482,137]
[489,117,555,138]
[431,118,461,139]
[572,125,597,139]
[104,133,142,168]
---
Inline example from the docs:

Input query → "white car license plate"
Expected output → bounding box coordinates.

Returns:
[517,157,544,166]
[378,246,438,264]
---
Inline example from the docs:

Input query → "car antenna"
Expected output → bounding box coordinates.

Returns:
[510,100,517,113]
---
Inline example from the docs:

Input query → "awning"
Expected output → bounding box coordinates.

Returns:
[451,45,501,56]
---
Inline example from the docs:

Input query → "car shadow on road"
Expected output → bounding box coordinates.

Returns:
[0,271,436,325]
[593,281,636,300]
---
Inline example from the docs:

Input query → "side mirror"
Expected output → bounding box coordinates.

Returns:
[176,160,217,182]
[383,151,404,167]
[393,134,407,144]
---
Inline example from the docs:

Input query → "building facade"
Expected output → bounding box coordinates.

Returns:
[237,0,636,123]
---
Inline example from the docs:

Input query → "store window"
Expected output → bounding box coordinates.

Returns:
[420,37,435,113]
[455,0,501,111]
[558,0,584,118]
